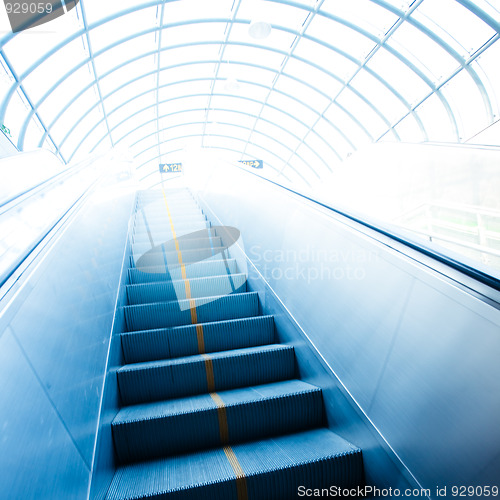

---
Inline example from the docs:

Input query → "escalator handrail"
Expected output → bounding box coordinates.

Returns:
[228,162,500,293]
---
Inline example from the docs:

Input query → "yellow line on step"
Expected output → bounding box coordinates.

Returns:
[201,353,215,392]
[223,446,248,500]
[161,188,192,300]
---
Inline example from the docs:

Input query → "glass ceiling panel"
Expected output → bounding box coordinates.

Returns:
[24,117,44,151]
[260,105,309,139]
[22,37,89,103]
[127,122,158,150]
[4,90,30,144]
[219,63,276,87]
[36,63,94,124]
[210,94,263,118]
[304,130,345,164]
[238,0,310,33]
[83,0,144,24]
[254,120,298,148]
[366,47,431,107]
[161,22,226,47]
[336,88,388,139]
[162,0,234,24]
[228,22,297,53]
[98,55,156,96]
[293,37,359,82]
[266,90,318,127]
[107,93,156,130]
[113,107,157,142]
[475,40,500,114]
[223,44,285,72]
[92,33,157,76]
[103,73,157,113]
[320,0,399,38]
[161,45,221,69]
[158,80,211,101]
[49,87,100,143]
[393,113,427,143]
[284,57,344,98]
[307,15,377,61]
[158,63,216,86]
[312,117,354,155]
[207,109,256,131]
[54,102,103,147]
[274,75,330,114]
[441,70,489,141]
[323,104,373,147]
[388,21,460,82]
[413,0,495,57]
[89,7,157,52]
[158,95,209,116]
[350,69,408,124]
[414,93,457,142]
[159,109,207,130]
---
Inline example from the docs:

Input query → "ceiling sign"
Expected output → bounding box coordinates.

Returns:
[159,163,182,173]
[239,160,263,169]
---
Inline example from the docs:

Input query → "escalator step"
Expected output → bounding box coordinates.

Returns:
[124,292,259,331]
[112,380,323,463]
[121,315,275,363]
[117,344,295,405]
[126,274,247,305]
[106,428,363,500]
[128,259,238,284]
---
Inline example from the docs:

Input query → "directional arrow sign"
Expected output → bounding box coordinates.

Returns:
[159,163,182,173]
[239,159,263,169]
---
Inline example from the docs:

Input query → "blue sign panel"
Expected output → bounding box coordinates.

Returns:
[159,163,182,173]
[239,160,263,169]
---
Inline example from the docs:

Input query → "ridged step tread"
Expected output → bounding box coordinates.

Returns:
[131,246,225,266]
[112,380,323,463]
[117,344,295,405]
[126,274,246,305]
[132,233,219,248]
[124,292,259,331]
[106,428,363,500]
[121,315,275,363]
[128,259,238,284]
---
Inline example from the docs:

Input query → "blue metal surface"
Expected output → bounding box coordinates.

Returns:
[195,162,500,494]
[107,429,362,500]
[0,186,134,499]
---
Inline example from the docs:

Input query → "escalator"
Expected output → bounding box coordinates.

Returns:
[106,188,364,500]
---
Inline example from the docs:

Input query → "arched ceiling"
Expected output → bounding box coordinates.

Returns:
[0,0,499,188]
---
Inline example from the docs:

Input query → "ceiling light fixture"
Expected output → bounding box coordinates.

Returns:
[248,19,271,39]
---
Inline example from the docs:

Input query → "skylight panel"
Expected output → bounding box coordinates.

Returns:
[307,15,377,61]
[320,0,399,38]
[414,93,457,142]
[366,47,431,108]
[412,0,496,57]
[388,21,460,82]
[293,37,359,82]
[161,22,226,47]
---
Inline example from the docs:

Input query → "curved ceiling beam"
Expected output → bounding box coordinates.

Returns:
[21,35,409,156]
[135,133,308,185]
[132,119,326,181]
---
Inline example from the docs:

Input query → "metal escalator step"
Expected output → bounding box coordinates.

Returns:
[112,380,323,463]
[124,291,259,331]
[121,315,274,363]
[126,274,247,305]
[117,344,295,405]
[128,259,238,284]
[106,428,363,500]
